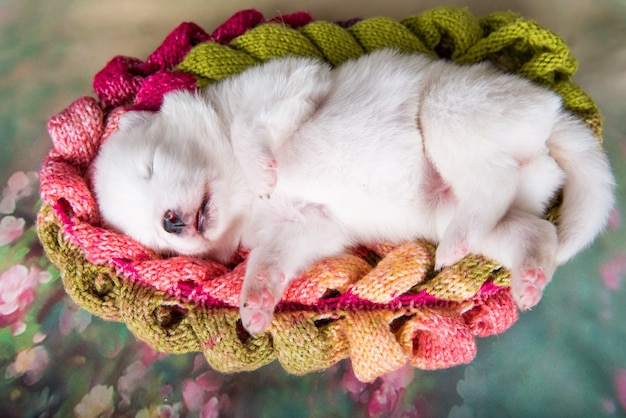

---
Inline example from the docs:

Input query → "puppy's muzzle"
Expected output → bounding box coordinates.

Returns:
[163,210,185,234]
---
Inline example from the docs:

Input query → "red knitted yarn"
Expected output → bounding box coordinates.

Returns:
[92,10,314,111]
[210,9,265,43]
[267,11,314,28]
[131,72,198,111]
[92,22,208,110]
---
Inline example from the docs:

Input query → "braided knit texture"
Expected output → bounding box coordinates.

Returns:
[37,7,602,382]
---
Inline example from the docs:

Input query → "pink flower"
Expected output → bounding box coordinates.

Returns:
[194,371,223,393]
[380,362,414,389]
[74,385,115,418]
[200,397,220,418]
[0,171,38,214]
[59,301,92,336]
[340,363,368,402]
[135,403,182,418]
[117,360,147,407]
[5,346,50,385]
[367,382,401,418]
[182,379,206,412]
[0,265,51,334]
[616,369,626,412]
[0,216,25,246]
[200,394,231,418]
[599,253,626,290]
[367,364,415,418]
[182,371,226,414]
[137,340,168,366]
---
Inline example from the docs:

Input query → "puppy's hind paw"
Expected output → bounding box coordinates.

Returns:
[435,241,468,270]
[511,268,548,310]
[240,287,276,335]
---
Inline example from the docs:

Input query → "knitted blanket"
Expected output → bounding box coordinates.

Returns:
[37,7,601,382]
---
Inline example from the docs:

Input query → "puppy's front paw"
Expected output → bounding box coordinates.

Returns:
[241,286,276,334]
[435,239,468,270]
[240,269,288,334]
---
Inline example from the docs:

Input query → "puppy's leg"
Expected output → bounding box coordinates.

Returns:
[431,160,519,269]
[240,202,350,334]
[474,209,558,310]
[224,58,332,197]
[418,63,561,269]
[230,126,279,198]
[419,113,521,268]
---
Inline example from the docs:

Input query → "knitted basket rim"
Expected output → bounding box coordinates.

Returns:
[37,7,601,382]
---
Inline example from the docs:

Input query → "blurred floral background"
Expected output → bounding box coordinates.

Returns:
[1,0,625,417]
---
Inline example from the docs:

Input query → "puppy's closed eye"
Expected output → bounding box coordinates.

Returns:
[142,155,154,181]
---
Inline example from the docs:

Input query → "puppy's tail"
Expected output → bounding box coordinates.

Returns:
[548,114,615,265]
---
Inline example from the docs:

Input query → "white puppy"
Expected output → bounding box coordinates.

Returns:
[92,49,615,334]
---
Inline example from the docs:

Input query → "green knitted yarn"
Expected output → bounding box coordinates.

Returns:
[176,6,601,137]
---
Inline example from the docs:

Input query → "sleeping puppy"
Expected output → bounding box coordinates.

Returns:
[92,49,615,334]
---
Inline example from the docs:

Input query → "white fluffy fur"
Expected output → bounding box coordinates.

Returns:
[92,49,615,334]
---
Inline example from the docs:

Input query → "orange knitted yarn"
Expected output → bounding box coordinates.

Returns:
[37,7,601,382]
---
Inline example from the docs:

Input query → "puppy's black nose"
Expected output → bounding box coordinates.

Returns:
[163,210,185,234]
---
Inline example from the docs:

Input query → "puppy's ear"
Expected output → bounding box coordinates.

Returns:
[161,90,192,111]
[160,90,211,120]
[118,110,155,132]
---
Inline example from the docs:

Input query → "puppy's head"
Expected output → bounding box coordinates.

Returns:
[92,90,247,262]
